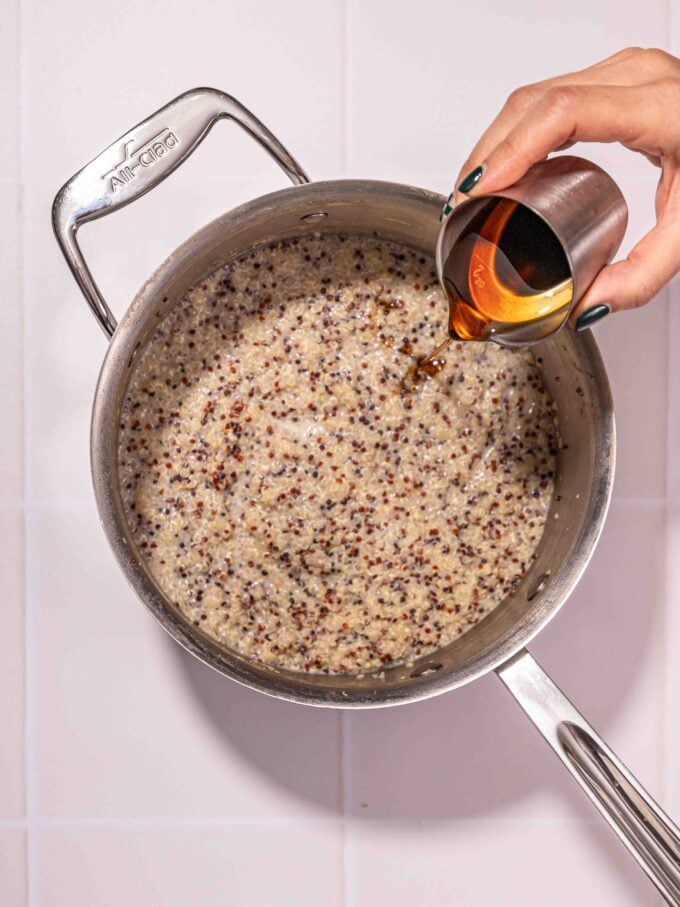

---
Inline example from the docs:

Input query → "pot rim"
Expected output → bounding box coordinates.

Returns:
[91,178,616,708]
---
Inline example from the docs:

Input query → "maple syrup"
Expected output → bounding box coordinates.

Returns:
[401,198,574,385]
[440,197,573,343]
[413,338,449,378]
[397,338,450,394]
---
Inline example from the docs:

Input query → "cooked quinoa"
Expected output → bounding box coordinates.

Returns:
[118,234,558,674]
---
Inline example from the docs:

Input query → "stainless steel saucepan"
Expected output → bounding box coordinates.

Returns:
[52,88,680,903]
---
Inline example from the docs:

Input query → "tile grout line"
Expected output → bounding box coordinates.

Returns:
[32,817,344,829]
[665,15,675,808]
[665,506,678,810]
[663,0,676,795]
[660,501,670,804]
[665,6,679,810]
[340,711,354,907]
[0,819,27,830]
[338,0,347,174]
[0,815,620,829]
[341,0,351,176]
[662,285,677,808]
[18,0,38,900]
[657,0,672,786]
[667,0,674,59]
[660,281,671,803]
[338,710,346,907]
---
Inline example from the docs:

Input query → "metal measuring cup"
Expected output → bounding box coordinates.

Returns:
[436,155,628,346]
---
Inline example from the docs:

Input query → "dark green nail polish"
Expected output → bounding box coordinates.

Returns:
[440,192,453,221]
[575,304,610,332]
[457,165,484,194]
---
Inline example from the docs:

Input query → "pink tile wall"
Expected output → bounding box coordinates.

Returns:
[37,826,343,907]
[2,0,677,904]
[347,820,657,906]
[0,831,27,907]
[0,508,25,819]
[0,0,22,506]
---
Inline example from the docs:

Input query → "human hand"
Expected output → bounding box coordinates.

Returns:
[450,48,680,330]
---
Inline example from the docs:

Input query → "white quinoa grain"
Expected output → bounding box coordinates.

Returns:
[118,235,558,674]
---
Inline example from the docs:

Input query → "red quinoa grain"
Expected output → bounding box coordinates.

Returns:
[119,235,557,674]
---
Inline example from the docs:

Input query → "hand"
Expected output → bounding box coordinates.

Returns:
[452,48,680,328]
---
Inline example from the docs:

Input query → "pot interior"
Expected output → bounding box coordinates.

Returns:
[92,180,615,707]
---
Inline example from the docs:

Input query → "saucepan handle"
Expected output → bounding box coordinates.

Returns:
[52,87,310,339]
[496,649,680,904]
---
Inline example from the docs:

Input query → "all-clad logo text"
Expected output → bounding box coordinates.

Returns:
[102,128,180,192]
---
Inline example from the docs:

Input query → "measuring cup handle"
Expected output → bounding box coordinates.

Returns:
[497,649,680,905]
[52,87,310,338]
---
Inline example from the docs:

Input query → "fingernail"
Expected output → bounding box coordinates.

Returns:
[575,304,610,332]
[440,192,454,221]
[457,165,484,195]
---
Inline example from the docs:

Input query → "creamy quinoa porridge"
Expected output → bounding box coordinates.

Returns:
[118,234,558,674]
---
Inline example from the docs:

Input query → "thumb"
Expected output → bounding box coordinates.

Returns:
[570,213,680,326]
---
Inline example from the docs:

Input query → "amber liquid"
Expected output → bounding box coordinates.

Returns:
[410,199,573,379]
[442,197,573,343]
